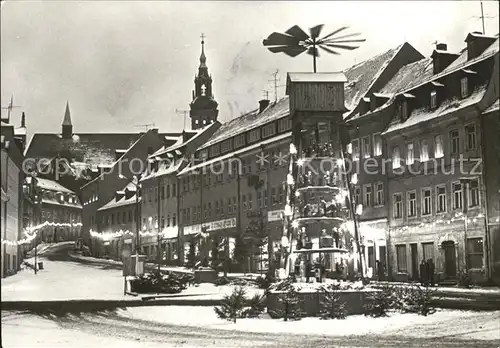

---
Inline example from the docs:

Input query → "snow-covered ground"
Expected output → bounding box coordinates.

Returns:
[1,257,262,302]
[118,306,500,341]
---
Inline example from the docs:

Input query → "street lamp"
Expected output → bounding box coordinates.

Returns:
[118,174,142,275]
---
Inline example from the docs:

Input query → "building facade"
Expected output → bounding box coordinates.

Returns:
[1,120,24,277]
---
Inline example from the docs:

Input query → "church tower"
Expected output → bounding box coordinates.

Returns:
[62,101,73,139]
[189,34,218,130]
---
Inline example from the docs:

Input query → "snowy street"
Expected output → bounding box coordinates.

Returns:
[2,308,499,348]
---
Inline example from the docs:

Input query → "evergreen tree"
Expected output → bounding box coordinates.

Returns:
[214,286,247,323]
[186,238,197,268]
[232,234,248,270]
[243,213,268,271]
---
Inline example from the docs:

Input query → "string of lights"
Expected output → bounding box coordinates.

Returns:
[1,221,83,246]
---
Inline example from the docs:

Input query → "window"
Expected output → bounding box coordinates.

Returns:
[219,199,224,215]
[248,129,261,143]
[228,198,233,213]
[172,213,176,226]
[363,184,372,206]
[401,101,408,121]
[234,134,245,148]
[422,188,432,216]
[406,143,414,165]
[452,182,463,210]
[221,139,232,153]
[420,139,429,162]
[396,245,407,272]
[111,214,115,224]
[434,135,444,158]
[392,146,401,169]
[167,214,171,227]
[208,202,212,217]
[166,185,170,198]
[264,190,268,208]
[362,136,371,158]
[460,77,468,98]
[422,242,434,261]
[393,193,403,219]
[242,195,247,210]
[450,130,460,155]
[278,118,292,132]
[154,187,158,202]
[375,182,384,206]
[467,238,484,269]
[161,186,165,199]
[233,197,237,213]
[355,186,361,205]
[436,185,447,213]
[161,217,165,229]
[351,139,360,161]
[430,90,437,109]
[271,187,277,205]
[210,144,221,157]
[469,179,480,208]
[182,209,186,223]
[278,186,285,204]
[215,201,219,215]
[172,183,176,197]
[247,194,252,210]
[407,191,416,217]
[262,123,276,138]
[465,124,476,151]
[116,213,120,224]
[373,133,382,157]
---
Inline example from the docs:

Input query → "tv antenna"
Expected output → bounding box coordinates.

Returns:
[176,109,189,130]
[1,95,21,123]
[262,90,269,100]
[134,123,155,132]
[470,1,495,34]
[269,70,280,102]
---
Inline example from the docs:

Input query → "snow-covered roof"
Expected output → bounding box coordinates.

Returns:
[383,85,487,136]
[483,98,499,114]
[36,178,75,194]
[179,131,292,176]
[42,198,82,209]
[14,127,26,136]
[287,72,347,83]
[98,193,139,211]
[153,124,215,157]
[379,58,433,96]
[141,158,186,181]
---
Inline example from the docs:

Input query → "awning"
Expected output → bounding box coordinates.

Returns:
[431,81,445,87]
[462,69,477,75]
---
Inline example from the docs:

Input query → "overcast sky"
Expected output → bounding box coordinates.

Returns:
[1,1,498,137]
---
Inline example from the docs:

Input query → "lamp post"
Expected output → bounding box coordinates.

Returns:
[119,174,142,275]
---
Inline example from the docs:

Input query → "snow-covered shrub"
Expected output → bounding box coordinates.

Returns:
[243,293,267,318]
[363,284,397,317]
[318,284,347,319]
[214,276,231,286]
[269,284,303,321]
[130,271,189,294]
[399,285,437,316]
[214,286,248,323]
[255,274,276,289]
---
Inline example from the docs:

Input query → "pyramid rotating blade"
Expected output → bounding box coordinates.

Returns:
[319,45,340,55]
[263,32,301,47]
[319,26,348,42]
[309,24,324,40]
[324,43,360,50]
[324,38,367,44]
[268,45,307,57]
[307,46,319,57]
[285,25,310,42]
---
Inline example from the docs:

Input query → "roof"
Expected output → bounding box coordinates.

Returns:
[383,85,487,136]
[14,127,26,136]
[465,32,498,42]
[36,178,75,194]
[98,193,139,211]
[42,198,82,209]
[343,44,405,112]
[286,72,347,89]
[25,133,144,167]
[379,58,433,95]
[141,158,186,181]
[179,131,292,175]
[153,124,215,157]
[62,102,72,126]
[483,98,499,114]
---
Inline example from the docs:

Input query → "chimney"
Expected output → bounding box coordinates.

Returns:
[258,99,270,113]
[431,44,459,74]
[436,43,447,51]
[124,187,136,200]
[465,32,497,61]
[115,149,126,161]
[21,112,26,128]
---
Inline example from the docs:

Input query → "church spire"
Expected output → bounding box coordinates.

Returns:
[62,101,73,139]
[199,33,207,68]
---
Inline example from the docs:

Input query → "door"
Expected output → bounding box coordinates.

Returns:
[442,241,457,278]
[410,243,418,280]
[367,246,375,278]
[379,246,387,269]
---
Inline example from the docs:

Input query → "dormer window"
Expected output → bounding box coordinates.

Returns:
[460,77,468,98]
[430,90,437,109]
[401,100,408,121]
